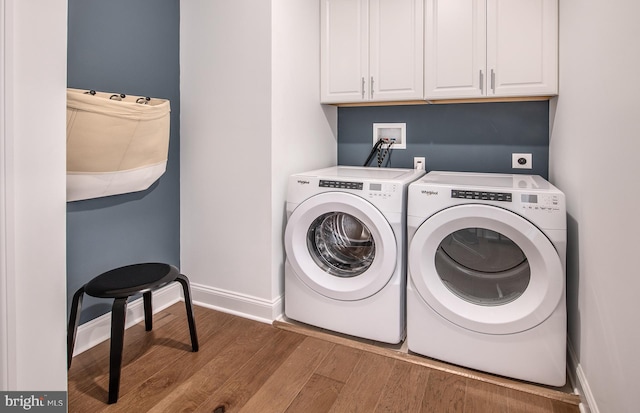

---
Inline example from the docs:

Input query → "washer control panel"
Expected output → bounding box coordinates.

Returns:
[319,180,363,190]
[366,182,398,199]
[318,179,399,200]
[451,189,512,202]
[521,193,562,211]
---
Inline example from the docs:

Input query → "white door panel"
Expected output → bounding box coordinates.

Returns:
[425,0,486,98]
[409,204,563,334]
[285,192,397,301]
[487,0,558,96]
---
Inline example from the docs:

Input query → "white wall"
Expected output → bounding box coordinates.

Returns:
[271,0,338,299]
[550,1,640,412]
[180,0,273,318]
[180,0,336,321]
[0,0,68,390]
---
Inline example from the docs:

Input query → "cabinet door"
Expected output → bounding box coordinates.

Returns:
[321,0,369,103]
[487,0,558,96]
[425,0,486,99]
[369,0,424,101]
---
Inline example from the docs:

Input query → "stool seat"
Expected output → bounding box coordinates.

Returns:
[67,263,199,404]
[84,263,178,298]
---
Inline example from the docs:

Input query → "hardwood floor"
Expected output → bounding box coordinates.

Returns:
[68,303,580,413]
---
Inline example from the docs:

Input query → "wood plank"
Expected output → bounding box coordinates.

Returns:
[68,302,202,379]
[189,329,306,413]
[112,306,234,398]
[68,306,581,413]
[284,374,343,413]
[505,389,554,413]
[68,308,177,378]
[273,319,580,406]
[551,400,580,413]
[420,369,467,413]
[68,304,218,410]
[373,360,431,413]
[314,344,363,383]
[101,312,248,412]
[328,352,396,413]
[146,317,282,413]
[463,380,509,413]
[238,337,335,413]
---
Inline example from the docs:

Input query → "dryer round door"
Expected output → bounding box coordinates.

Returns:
[409,204,563,334]
[285,192,397,301]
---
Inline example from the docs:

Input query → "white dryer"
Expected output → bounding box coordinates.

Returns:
[284,166,425,343]
[407,172,566,386]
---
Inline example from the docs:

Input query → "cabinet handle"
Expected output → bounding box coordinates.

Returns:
[361,77,365,99]
[491,69,495,93]
[480,70,484,94]
[370,76,374,98]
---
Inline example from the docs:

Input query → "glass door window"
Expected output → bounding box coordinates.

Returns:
[435,228,530,306]
[408,204,564,334]
[284,191,397,301]
[307,212,376,277]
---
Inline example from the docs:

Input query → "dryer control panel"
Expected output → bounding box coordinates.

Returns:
[451,189,512,202]
[449,189,562,213]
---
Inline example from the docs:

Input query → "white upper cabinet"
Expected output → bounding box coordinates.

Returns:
[487,0,558,97]
[425,0,558,100]
[321,0,424,104]
[424,0,486,99]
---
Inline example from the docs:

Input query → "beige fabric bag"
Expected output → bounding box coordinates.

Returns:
[66,88,171,202]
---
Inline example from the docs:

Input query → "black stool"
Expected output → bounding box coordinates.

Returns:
[67,263,199,404]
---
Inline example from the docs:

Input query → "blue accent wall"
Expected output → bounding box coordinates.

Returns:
[337,101,549,178]
[67,0,180,323]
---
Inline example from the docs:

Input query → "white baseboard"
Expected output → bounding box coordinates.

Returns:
[71,282,284,356]
[190,282,283,324]
[72,282,182,356]
[567,340,599,413]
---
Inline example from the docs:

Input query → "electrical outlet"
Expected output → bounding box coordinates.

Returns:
[512,153,532,169]
[414,157,425,170]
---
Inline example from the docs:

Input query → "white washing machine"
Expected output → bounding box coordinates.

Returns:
[406,171,566,386]
[284,166,425,343]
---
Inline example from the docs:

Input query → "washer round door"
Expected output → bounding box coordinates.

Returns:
[409,204,563,334]
[285,192,397,301]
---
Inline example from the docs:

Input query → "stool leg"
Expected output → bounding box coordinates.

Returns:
[143,291,153,331]
[176,274,199,352]
[67,286,85,369]
[108,297,128,404]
